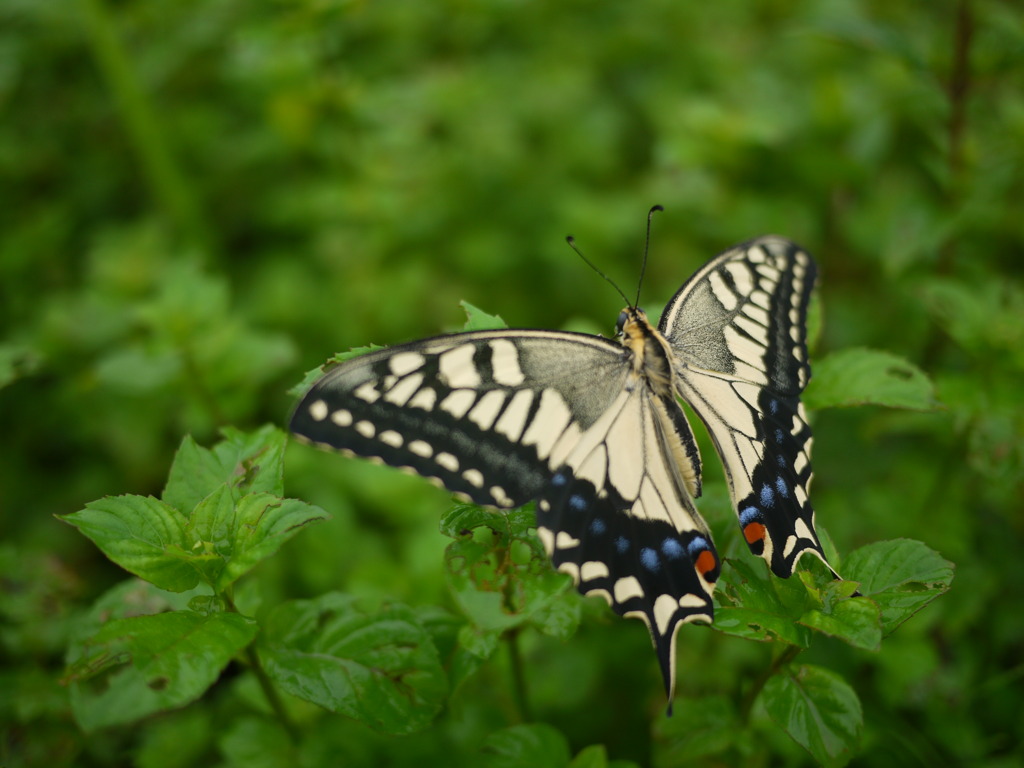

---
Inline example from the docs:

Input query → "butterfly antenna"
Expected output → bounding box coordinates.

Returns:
[566,235,631,307]
[635,204,663,307]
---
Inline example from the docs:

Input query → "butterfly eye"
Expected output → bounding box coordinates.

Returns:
[615,310,629,336]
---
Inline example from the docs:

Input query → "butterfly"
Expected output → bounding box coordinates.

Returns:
[290,223,840,702]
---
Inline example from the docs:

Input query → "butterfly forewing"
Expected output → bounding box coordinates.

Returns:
[292,330,630,507]
[658,236,829,576]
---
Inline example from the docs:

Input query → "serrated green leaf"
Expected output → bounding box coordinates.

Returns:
[66,610,257,731]
[439,503,536,539]
[481,723,571,768]
[446,538,524,633]
[445,535,572,637]
[61,496,199,592]
[216,493,329,591]
[188,485,237,556]
[215,425,287,498]
[804,348,938,411]
[259,593,447,735]
[164,428,289,512]
[712,558,813,646]
[287,344,386,398]
[461,300,508,331]
[799,596,882,651]
[761,664,862,767]
[162,435,235,513]
[842,539,953,635]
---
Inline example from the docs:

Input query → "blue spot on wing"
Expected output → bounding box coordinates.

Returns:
[760,483,775,508]
[568,494,587,512]
[739,507,761,526]
[615,536,630,554]
[687,535,710,558]
[775,476,789,498]
[661,537,684,560]
[640,547,660,572]
[590,518,607,535]
[774,428,785,444]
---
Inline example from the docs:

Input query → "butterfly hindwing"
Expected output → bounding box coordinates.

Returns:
[535,386,719,700]
[658,236,829,576]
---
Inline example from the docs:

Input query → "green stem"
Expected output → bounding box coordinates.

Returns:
[244,644,301,743]
[740,644,801,724]
[223,594,300,742]
[505,628,531,723]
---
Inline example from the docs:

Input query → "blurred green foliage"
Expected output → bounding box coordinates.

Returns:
[1,0,1021,766]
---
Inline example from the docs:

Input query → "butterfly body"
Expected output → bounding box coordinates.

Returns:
[291,235,837,701]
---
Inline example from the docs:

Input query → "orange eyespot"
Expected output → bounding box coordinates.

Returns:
[695,549,718,577]
[743,522,766,544]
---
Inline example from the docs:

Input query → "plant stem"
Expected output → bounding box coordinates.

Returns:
[223,594,300,741]
[244,644,302,743]
[740,644,802,724]
[505,628,531,723]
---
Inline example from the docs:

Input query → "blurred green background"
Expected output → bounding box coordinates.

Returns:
[1,0,1021,766]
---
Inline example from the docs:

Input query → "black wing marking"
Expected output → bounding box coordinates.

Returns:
[658,236,832,577]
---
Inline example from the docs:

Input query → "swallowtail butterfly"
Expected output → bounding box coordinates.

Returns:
[290,232,840,701]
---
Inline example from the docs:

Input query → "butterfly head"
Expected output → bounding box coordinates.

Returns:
[615,306,651,340]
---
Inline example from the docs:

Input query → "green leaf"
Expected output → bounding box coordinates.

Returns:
[61,496,199,592]
[481,723,571,768]
[162,427,288,512]
[216,493,328,590]
[712,558,813,646]
[761,664,863,767]
[287,344,386,398]
[842,539,954,635]
[799,594,882,651]
[259,593,447,735]
[162,435,235,513]
[458,623,502,659]
[439,503,536,539]
[215,425,288,498]
[804,348,938,411]
[445,536,572,636]
[66,610,257,731]
[460,300,508,331]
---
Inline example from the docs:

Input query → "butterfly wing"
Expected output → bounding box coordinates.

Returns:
[290,330,630,508]
[536,384,719,701]
[658,236,832,577]
[290,329,719,697]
